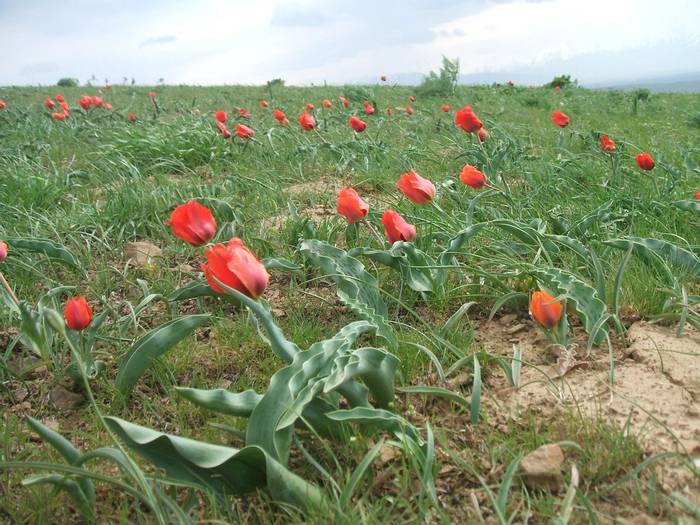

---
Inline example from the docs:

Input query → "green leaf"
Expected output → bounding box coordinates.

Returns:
[350,242,437,292]
[326,407,422,444]
[605,236,700,279]
[263,257,301,271]
[4,237,83,273]
[399,385,470,409]
[339,440,384,509]
[168,281,216,301]
[440,302,476,336]
[104,417,326,511]
[115,314,211,396]
[22,475,95,521]
[672,200,700,214]
[300,239,395,347]
[175,387,262,417]
[531,267,608,345]
[438,223,485,267]
[471,355,482,425]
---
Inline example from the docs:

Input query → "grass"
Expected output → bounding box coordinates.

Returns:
[0,82,699,523]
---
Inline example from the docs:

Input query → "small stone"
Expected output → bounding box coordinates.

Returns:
[50,385,85,410]
[124,241,162,268]
[519,444,564,491]
[43,419,60,432]
[499,314,518,325]
[505,323,526,335]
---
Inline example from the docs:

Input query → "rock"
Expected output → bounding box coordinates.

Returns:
[124,241,162,268]
[505,323,526,335]
[50,385,85,410]
[519,444,564,491]
[499,313,518,325]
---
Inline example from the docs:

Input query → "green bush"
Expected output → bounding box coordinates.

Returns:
[57,78,79,87]
[416,56,460,97]
[548,74,575,89]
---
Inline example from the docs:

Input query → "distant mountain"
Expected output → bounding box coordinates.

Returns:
[587,72,700,93]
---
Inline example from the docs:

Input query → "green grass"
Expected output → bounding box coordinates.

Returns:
[0,83,698,523]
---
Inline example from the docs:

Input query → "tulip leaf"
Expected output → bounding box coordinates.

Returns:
[262,257,301,271]
[672,200,700,215]
[398,385,470,409]
[300,239,395,347]
[22,475,95,522]
[4,237,83,273]
[104,416,326,511]
[326,407,423,444]
[175,387,263,417]
[438,223,485,267]
[115,314,211,396]
[605,236,700,280]
[349,242,437,292]
[168,280,217,301]
[530,267,608,345]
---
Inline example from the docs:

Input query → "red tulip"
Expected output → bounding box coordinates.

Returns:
[64,297,93,331]
[599,135,616,152]
[215,111,227,123]
[454,106,483,132]
[60,101,70,113]
[382,210,416,244]
[507,80,514,87]
[381,75,387,82]
[441,104,450,112]
[348,115,366,132]
[298,111,316,131]
[460,165,487,189]
[201,238,269,298]
[273,108,289,126]
[554,85,561,92]
[322,99,332,109]
[55,94,65,102]
[237,108,250,119]
[306,103,315,111]
[216,121,231,139]
[635,152,655,170]
[91,96,103,107]
[386,107,393,116]
[0,241,7,262]
[168,200,217,247]
[530,291,563,329]
[104,103,112,110]
[409,96,416,103]
[405,106,413,115]
[260,99,269,108]
[396,169,436,205]
[694,190,700,199]
[0,100,6,110]
[148,91,157,98]
[337,188,369,224]
[79,96,92,109]
[235,123,255,139]
[127,112,136,122]
[363,102,375,115]
[550,110,570,127]
[339,96,350,108]
[44,98,56,109]
[477,127,489,142]
[51,112,68,120]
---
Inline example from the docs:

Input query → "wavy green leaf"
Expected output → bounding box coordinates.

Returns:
[175,387,262,417]
[4,237,83,273]
[350,242,437,292]
[605,236,700,279]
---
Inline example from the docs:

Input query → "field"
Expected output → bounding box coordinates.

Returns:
[0,83,699,524]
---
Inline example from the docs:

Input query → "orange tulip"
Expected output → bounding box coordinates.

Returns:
[635,152,655,170]
[454,106,483,132]
[460,165,487,189]
[168,200,217,247]
[337,188,369,224]
[530,291,563,329]
[64,297,93,331]
[382,210,416,244]
[396,169,435,205]
[201,238,269,298]
[550,110,570,127]
[235,123,255,139]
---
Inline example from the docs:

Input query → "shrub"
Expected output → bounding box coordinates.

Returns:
[416,56,460,97]
[56,78,79,87]
[548,74,575,89]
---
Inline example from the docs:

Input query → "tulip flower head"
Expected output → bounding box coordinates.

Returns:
[322,99,332,109]
[64,297,93,331]
[441,104,450,112]
[550,110,570,127]
[215,111,227,123]
[409,96,416,103]
[44,98,56,109]
[635,152,655,171]
[273,108,289,126]
[79,95,92,109]
[91,96,103,107]
[382,210,416,244]
[216,121,231,139]
[530,291,563,329]
[363,102,375,115]
[55,94,65,102]
[396,169,436,205]
[381,75,387,82]
[235,123,255,139]
[298,111,316,131]
[599,135,616,152]
[405,106,413,115]
[201,238,269,298]
[237,108,250,119]
[0,100,6,110]
[306,103,315,111]
[337,188,369,224]
[127,112,136,122]
[454,106,483,132]
[460,165,487,189]
[339,96,350,108]
[51,112,68,120]
[477,127,489,142]
[168,200,217,247]
[348,115,367,132]
[694,190,700,199]
[260,99,269,108]
[0,241,7,262]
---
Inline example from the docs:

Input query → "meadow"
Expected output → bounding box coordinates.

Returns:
[0,81,699,524]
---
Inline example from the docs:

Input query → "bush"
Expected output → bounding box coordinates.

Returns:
[548,74,575,89]
[416,56,460,97]
[57,78,79,87]
[632,88,651,115]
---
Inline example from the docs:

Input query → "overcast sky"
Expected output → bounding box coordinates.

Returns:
[1,0,699,86]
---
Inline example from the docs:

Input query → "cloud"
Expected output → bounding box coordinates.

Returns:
[139,35,177,48]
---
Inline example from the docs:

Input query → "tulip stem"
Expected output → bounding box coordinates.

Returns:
[0,270,19,306]
[364,220,386,246]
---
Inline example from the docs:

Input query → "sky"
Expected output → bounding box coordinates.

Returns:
[1,0,699,86]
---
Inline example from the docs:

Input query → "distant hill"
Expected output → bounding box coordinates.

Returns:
[587,72,700,93]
